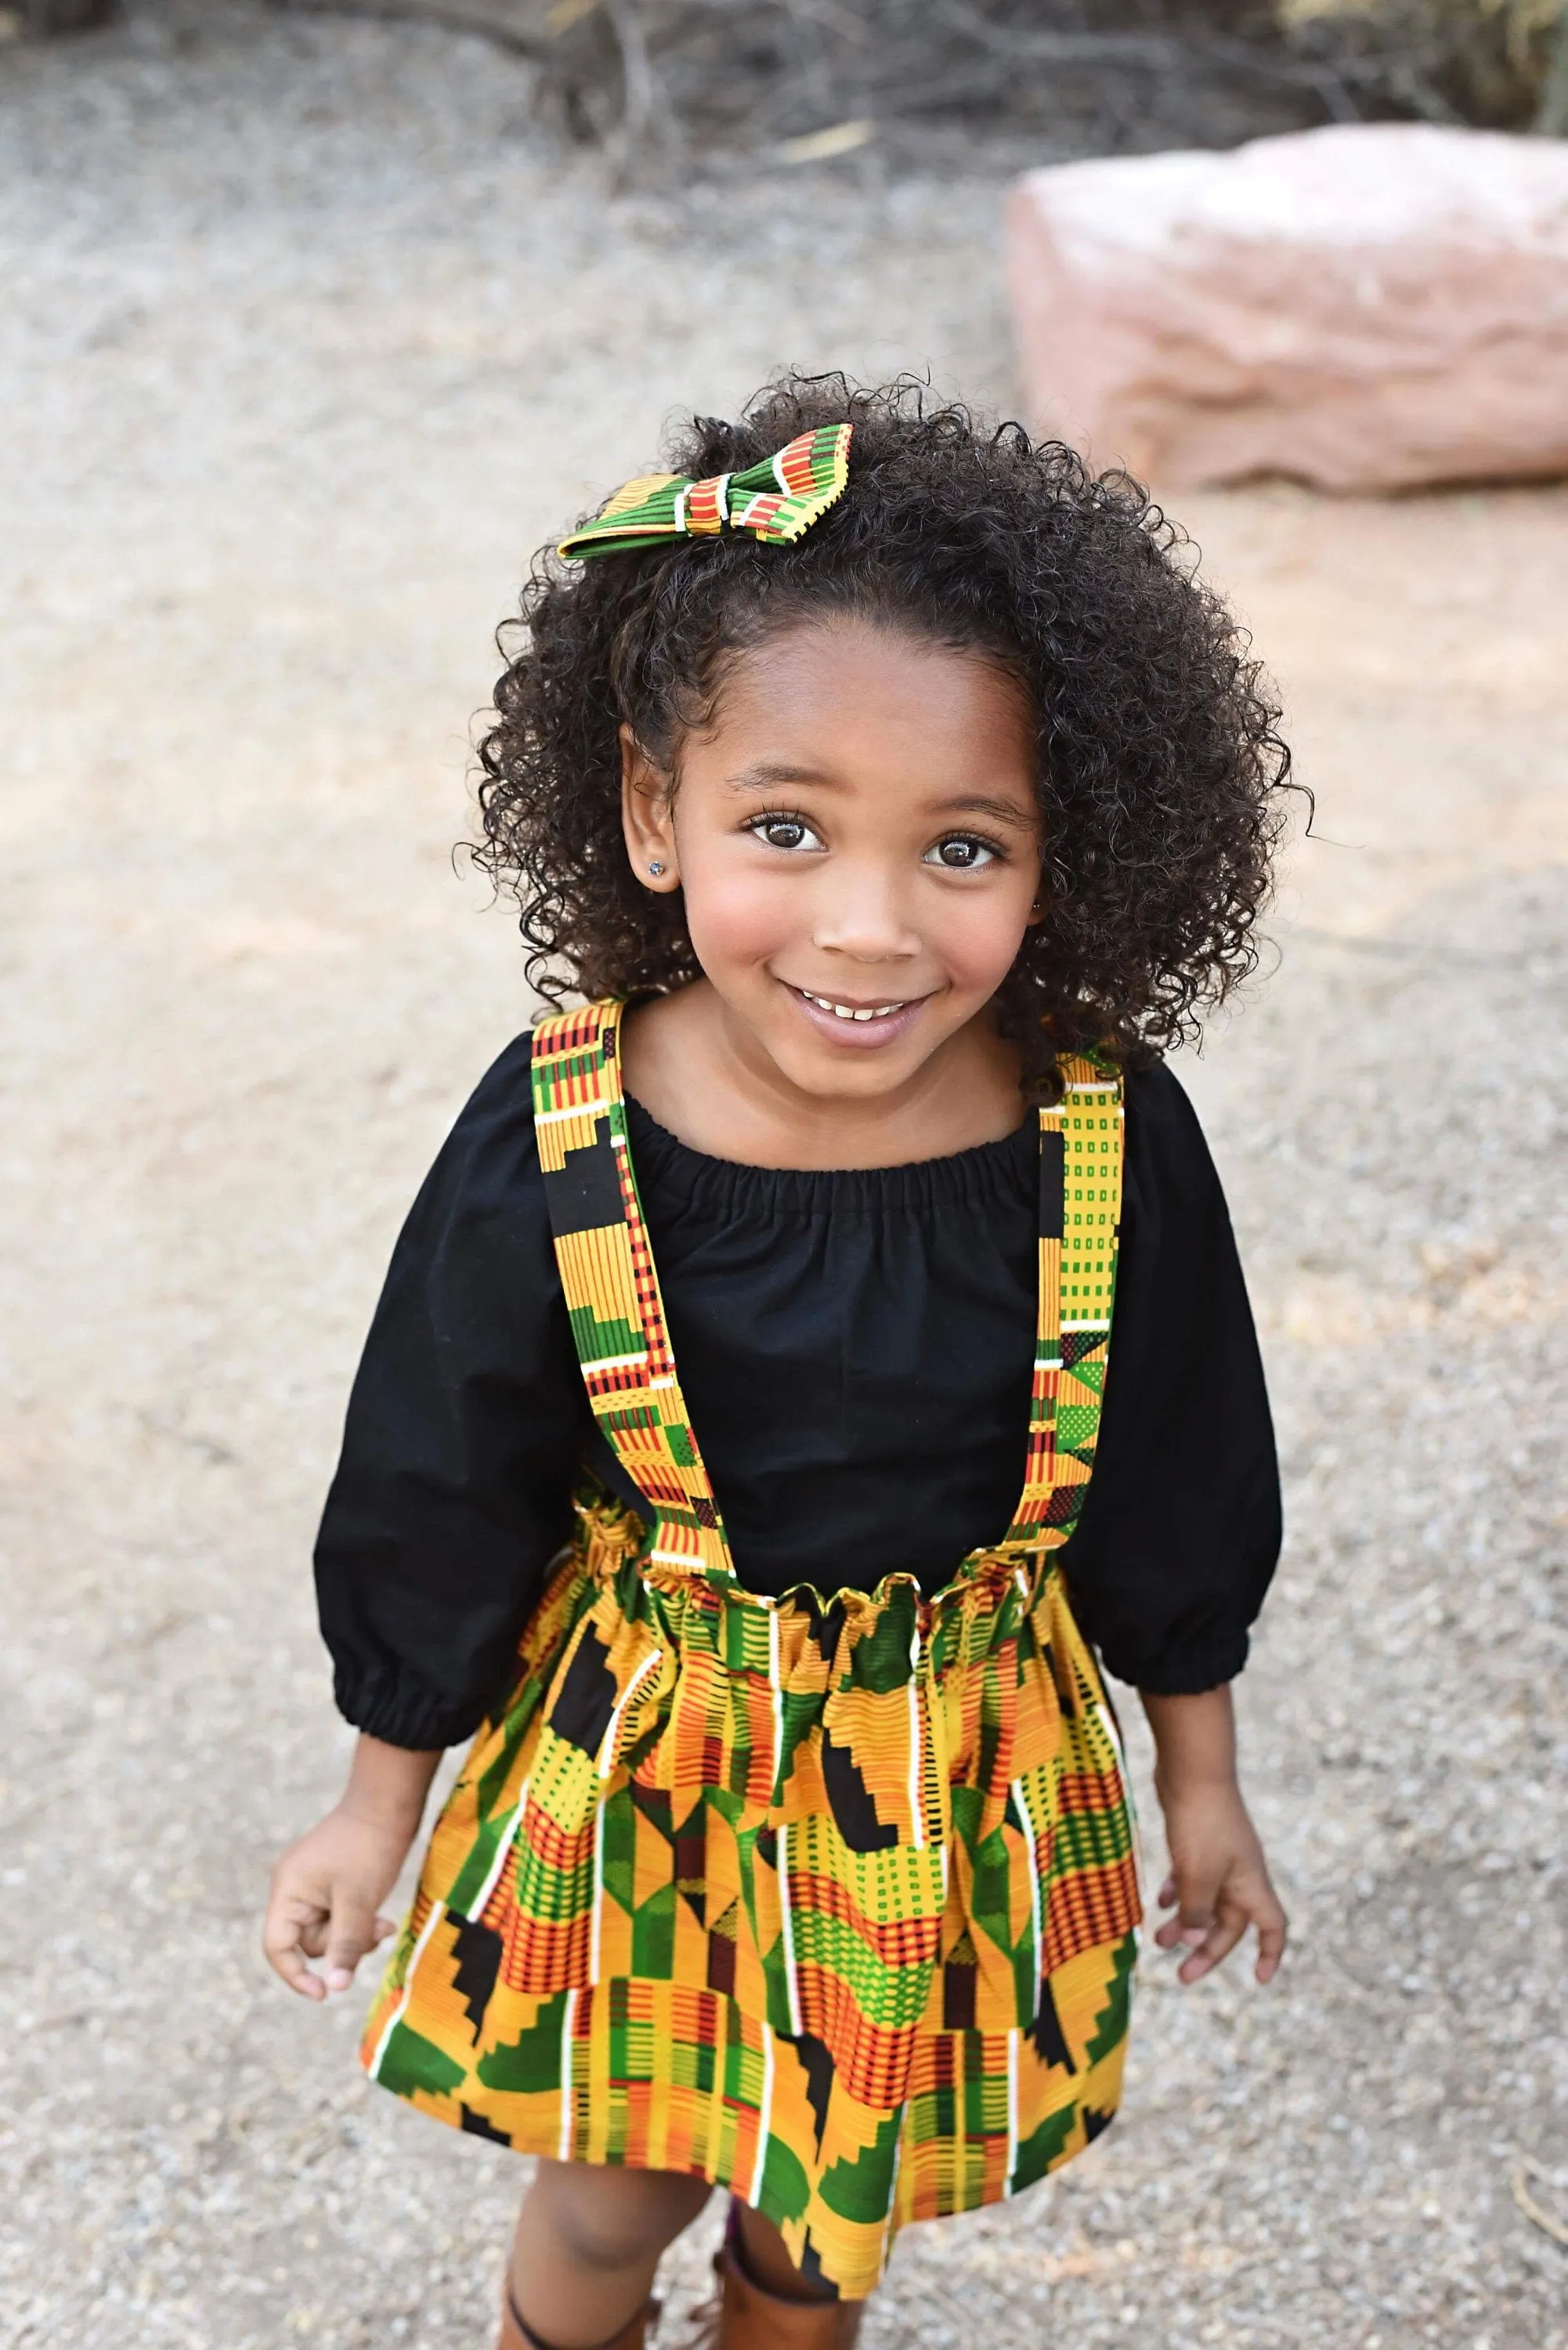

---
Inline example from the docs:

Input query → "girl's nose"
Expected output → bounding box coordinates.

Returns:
[810,865,922,964]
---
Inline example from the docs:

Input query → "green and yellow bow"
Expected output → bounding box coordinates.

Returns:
[558,422,852,562]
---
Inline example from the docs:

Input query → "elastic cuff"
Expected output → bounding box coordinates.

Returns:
[331,1672,471,1752]
[1100,1631,1250,1697]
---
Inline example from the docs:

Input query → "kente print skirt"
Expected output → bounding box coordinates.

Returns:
[359,1495,1141,2301]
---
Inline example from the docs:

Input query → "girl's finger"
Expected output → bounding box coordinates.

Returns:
[1157,1872,1177,1909]
[323,1893,380,1994]
[262,1906,327,2000]
[1254,1897,1288,1984]
[1177,1908,1246,1984]
[272,1940,327,1999]
[1176,1889,1219,1948]
[1153,1911,1195,1950]
[1153,1896,1216,1953]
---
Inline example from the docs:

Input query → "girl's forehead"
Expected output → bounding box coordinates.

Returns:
[710,614,1031,725]
[683,622,1039,813]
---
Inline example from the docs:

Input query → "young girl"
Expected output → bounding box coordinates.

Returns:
[265,378,1289,2349]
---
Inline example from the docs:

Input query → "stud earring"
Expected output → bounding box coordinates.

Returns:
[649,861,666,877]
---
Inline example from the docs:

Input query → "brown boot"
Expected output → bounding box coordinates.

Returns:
[499,2282,659,2350]
[712,2214,861,2348]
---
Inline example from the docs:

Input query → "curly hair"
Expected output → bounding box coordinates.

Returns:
[475,373,1293,1099]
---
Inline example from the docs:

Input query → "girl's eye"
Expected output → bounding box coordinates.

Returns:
[749,814,822,852]
[925,833,1000,871]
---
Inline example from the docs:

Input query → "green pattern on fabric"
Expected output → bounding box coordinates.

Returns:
[378,2021,467,2100]
[820,2110,906,2222]
[559,424,852,562]
[1084,1932,1137,2067]
[568,1304,641,1362]
[478,1997,573,2095]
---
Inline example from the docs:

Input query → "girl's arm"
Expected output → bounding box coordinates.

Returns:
[266,1036,574,2001]
[262,1735,442,2000]
[1140,1685,1288,1985]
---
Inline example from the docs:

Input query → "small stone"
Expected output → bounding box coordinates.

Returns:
[1006,124,1568,493]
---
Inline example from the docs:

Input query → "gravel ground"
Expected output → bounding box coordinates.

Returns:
[2,8,1566,2346]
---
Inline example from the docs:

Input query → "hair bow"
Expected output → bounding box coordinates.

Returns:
[558,423,851,562]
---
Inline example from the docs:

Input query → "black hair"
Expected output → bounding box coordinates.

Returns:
[475,371,1293,1098]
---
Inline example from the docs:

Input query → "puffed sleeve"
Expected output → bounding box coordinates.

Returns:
[1060,1063,1281,1695]
[313,1031,591,1749]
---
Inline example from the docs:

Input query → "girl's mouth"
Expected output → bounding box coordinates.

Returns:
[781,980,930,1047]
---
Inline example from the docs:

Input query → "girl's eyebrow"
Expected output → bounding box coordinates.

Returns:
[723,761,832,792]
[934,793,1037,830]
[724,765,1035,830]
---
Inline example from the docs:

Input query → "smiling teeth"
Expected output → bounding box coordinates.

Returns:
[800,991,905,1022]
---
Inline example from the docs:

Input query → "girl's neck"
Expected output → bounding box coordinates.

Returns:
[620,980,1028,1172]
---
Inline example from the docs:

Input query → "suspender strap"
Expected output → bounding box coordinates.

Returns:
[531,1000,733,1581]
[532,1001,1122,1581]
[1010,1055,1124,1545]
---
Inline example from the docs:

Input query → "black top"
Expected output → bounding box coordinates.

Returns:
[315,1032,1280,1749]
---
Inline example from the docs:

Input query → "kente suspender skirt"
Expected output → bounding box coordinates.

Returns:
[360,1000,1143,2299]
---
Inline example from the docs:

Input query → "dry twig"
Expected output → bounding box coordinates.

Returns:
[266,0,1568,161]
[1513,2155,1568,2250]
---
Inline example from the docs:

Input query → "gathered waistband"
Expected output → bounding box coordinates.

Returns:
[573,1482,1066,1644]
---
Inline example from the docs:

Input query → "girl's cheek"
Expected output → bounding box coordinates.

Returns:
[682,866,800,973]
[932,888,1036,996]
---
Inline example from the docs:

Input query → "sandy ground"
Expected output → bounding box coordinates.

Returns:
[2,7,1566,2346]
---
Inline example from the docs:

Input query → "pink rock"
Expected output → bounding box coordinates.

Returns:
[1006,124,1568,493]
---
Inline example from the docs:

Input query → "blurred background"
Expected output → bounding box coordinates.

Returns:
[2,5,1565,2346]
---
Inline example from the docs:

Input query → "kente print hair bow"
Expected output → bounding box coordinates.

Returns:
[558,422,852,562]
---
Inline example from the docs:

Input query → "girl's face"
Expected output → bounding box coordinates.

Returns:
[622,618,1042,1104]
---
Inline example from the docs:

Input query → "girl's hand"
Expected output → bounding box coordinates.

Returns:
[1152,1777,1287,1985]
[262,1734,441,2001]
[1140,1685,1288,1987]
[263,1807,404,2000]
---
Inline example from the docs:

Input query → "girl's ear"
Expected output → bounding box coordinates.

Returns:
[620,724,681,893]
[1026,882,1046,926]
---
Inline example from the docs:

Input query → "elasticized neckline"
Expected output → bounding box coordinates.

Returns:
[622,1093,1039,1224]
